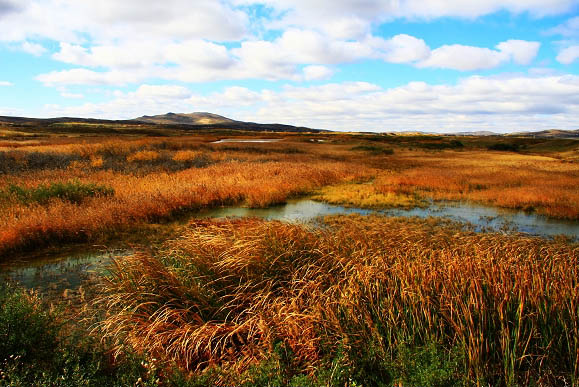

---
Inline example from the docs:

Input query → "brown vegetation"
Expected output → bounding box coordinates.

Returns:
[97,215,579,385]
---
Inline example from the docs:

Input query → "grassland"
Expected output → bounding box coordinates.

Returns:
[95,215,578,385]
[1,127,578,385]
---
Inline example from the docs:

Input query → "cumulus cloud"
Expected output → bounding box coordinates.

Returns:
[0,0,19,16]
[0,81,13,86]
[43,74,579,132]
[302,65,334,81]
[236,0,575,38]
[45,84,195,119]
[40,32,541,87]
[393,0,575,19]
[57,87,84,99]
[36,68,152,86]
[418,40,540,71]
[20,41,46,56]
[496,40,541,65]
[374,34,431,63]
[557,45,579,64]
[547,16,579,37]
[0,0,248,43]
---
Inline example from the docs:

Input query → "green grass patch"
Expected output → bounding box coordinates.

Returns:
[0,283,165,386]
[1,180,114,205]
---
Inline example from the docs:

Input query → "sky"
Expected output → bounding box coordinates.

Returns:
[1,0,579,133]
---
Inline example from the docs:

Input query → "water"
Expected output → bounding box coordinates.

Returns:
[200,199,579,239]
[3,199,577,292]
[211,139,283,144]
[1,248,130,294]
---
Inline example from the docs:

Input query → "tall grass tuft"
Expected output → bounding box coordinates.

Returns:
[97,215,579,385]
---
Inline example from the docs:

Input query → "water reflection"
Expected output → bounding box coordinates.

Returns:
[3,199,577,292]
[1,249,130,293]
[200,199,579,239]
[211,139,283,144]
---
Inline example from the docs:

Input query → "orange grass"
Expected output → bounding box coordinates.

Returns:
[97,216,579,384]
[1,136,578,258]
[0,160,370,257]
[371,150,579,219]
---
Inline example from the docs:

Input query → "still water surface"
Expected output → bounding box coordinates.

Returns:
[211,139,283,144]
[3,199,577,292]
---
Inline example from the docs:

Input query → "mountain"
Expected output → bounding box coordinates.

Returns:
[135,112,236,125]
[506,129,579,139]
[448,131,498,136]
[0,113,322,135]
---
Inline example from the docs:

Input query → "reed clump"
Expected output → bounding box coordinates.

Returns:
[97,215,579,385]
[312,181,424,208]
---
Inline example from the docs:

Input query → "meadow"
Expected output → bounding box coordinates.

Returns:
[0,129,578,385]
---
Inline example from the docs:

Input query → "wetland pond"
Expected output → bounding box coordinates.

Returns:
[2,199,578,294]
[211,139,283,144]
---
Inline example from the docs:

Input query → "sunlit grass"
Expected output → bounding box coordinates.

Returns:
[312,182,423,208]
[97,215,579,385]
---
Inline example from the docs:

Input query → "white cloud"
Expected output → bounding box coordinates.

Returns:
[557,45,579,64]
[59,91,84,99]
[0,0,248,44]
[36,68,150,86]
[188,86,262,108]
[496,40,541,65]
[133,84,192,100]
[0,0,20,16]
[44,84,195,119]
[39,32,541,87]
[373,34,431,63]
[547,16,579,36]
[236,0,575,38]
[0,81,13,86]
[419,40,540,71]
[393,0,575,19]
[45,74,579,132]
[52,40,234,70]
[20,41,46,56]
[302,65,334,81]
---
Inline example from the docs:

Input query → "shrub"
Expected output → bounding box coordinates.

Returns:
[487,142,521,152]
[350,145,394,155]
[0,283,164,386]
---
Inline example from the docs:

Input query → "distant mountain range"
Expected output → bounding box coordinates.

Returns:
[0,112,577,138]
[0,112,321,134]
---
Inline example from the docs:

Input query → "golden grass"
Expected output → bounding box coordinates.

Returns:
[0,160,370,256]
[363,150,579,219]
[126,150,160,162]
[1,135,578,258]
[312,181,423,208]
[97,215,579,384]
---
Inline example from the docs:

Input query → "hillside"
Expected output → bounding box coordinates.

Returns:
[135,112,237,125]
[507,129,579,138]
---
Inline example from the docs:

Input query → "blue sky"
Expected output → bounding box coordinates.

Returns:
[1,0,578,132]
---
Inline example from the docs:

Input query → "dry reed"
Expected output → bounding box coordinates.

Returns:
[96,215,579,385]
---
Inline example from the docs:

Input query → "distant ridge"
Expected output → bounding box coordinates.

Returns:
[506,129,579,139]
[135,112,236,125]
[0,113,323,134]
[0,113,577,137]
[448,131,498,136]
